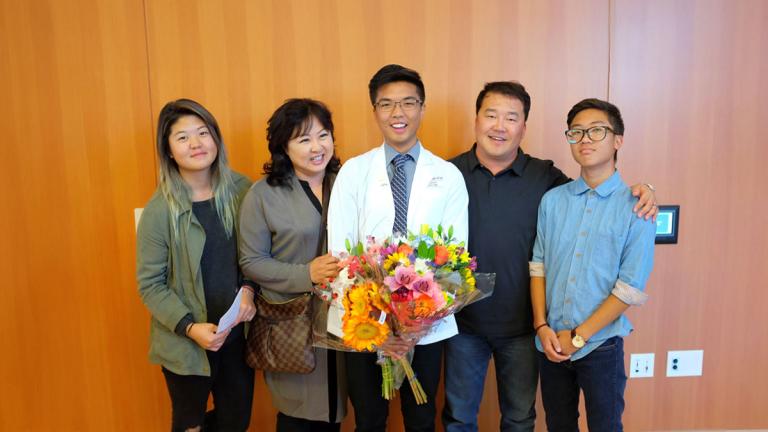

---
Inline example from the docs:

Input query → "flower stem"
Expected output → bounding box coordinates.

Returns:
[381,358,394,400]
[399,357,427,404]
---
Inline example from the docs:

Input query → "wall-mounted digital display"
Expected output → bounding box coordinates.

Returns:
[655,205,680,244]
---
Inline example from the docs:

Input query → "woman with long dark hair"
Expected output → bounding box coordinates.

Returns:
[137,99,255,432]
[239,98,345,431]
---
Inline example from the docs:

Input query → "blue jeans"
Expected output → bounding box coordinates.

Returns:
[538,336,627,432]
[443,332,538,432]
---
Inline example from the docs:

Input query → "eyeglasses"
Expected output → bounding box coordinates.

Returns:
[373,97,423,113]
[565,126,615,144]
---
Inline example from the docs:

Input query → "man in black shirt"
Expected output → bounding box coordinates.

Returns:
[442,82,657,431]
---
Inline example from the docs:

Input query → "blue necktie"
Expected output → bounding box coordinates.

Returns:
[391,154,411,236]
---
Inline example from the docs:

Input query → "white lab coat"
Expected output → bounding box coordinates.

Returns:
[327,143,469,345]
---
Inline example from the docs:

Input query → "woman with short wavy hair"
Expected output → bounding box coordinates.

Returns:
[239,98,345,431]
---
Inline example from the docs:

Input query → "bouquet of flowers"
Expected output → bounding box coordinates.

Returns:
[314,225,495,404]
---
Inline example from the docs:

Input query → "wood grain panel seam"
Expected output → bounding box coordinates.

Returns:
[141,0,158,185]
[607,0,613,100]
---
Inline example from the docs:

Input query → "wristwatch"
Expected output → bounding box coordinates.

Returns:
[571,329,586,349]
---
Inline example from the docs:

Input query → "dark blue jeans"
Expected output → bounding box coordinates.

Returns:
[538,336,627,432]
[443,332,538,432]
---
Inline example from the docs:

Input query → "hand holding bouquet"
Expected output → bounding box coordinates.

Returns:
[314,225,495,404]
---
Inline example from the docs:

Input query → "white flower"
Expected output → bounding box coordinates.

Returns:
[414,258,430,275]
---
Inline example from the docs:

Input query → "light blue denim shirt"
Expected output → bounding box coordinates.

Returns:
[384,141,421,203]
[529,171,655,360]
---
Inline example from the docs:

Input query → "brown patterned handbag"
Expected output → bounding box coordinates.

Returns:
[245,173,334,374]
[245,292,316,373]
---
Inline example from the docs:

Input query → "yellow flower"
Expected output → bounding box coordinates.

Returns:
[367,282,390,312]
[343,315,390,351]
[459,251,470,264]
[345,285,371,317]
[461,268,476,288]
[384,252,410,271]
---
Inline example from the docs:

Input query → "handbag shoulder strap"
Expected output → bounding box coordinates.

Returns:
[315,172,335,257]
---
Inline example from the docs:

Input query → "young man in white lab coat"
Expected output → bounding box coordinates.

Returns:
[327,64,468,432]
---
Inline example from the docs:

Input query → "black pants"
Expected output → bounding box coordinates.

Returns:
[276,412,341,432]
[345,341,444,432]
[162,326,254,432]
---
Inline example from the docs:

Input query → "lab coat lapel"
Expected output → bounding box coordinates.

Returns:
[372,144,395,218]
[408,148,436,233]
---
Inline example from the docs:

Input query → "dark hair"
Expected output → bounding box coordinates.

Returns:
[475,81,532,121]
[264,98,341,187]
[368,64,426,106]
[567,98,624,162]
[566,98,625,135]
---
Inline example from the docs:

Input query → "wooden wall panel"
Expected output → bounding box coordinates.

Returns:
[7,0,766,430]
[0,0,158,430]
[609,0,768,429]
[143,0,607,182]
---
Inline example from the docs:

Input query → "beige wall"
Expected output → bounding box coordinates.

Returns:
[1,0,766,430]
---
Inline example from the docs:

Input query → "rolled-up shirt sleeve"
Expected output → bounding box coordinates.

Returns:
[529,261,545,278]
[529,193,548,278]
[612,215,656,306]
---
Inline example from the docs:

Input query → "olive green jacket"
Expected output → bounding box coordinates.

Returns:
[136,171,251,376]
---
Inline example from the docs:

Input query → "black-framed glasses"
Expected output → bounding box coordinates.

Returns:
[374,97,423,113]
[565,126,615,144]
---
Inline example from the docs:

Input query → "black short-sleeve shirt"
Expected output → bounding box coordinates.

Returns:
[450,145,570,337]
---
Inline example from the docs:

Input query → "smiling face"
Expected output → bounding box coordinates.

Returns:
[286,116,334,182]
[474,92,527,169]
[168,114,218,178]
[373,81,424,152]
[568,108,623,172]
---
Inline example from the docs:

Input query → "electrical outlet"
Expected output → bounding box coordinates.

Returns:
[629,353,654,378]
[666,350,703,377]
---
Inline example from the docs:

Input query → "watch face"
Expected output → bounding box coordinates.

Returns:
[572,335,585,348]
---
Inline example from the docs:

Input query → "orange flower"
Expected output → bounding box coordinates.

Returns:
[412,294,437,318]
[397,243,414,256]
[433,245,450,266]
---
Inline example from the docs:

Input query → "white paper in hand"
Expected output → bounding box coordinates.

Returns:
[217,288,244,333]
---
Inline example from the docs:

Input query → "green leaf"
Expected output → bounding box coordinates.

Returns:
[345,238,352,253]
[417,241,429,258]
[448,225,454,241]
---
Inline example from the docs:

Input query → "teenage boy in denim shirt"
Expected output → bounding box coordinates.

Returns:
[529,99,656,431]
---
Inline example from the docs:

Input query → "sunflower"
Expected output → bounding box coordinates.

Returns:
[367,281,391,313]
[345,285,371,317]
[343,315,390,351]
[384,252,411,272]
